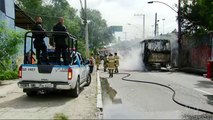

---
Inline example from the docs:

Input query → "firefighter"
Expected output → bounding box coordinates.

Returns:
[114,52,119,73]
[108,53,115,78]
[95,54,101,70]
[32,16,49,65]
[89,53,95,74]
[103,54,108,72]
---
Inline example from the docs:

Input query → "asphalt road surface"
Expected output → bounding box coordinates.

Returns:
[100,70,213,119]
[0,74,97,119]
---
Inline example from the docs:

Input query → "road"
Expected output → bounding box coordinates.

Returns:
[100,70,213,119]
[0,74,98,119]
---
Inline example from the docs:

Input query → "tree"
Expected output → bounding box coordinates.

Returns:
[16,0,85,54]
[16,0,114,56]
[181,0,213,34]
[81,9,114,50]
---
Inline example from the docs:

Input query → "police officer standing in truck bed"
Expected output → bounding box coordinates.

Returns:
[53,17,68,65]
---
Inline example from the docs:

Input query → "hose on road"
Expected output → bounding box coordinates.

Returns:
[118,72,213,115]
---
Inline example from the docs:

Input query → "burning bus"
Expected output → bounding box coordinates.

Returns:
[140,39,171,70]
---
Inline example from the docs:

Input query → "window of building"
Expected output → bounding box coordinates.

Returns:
[0,0,5,13]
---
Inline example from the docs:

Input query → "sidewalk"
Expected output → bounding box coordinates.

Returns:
[0,80,18,98]
[0,73,100,119]
[178,67,207,76]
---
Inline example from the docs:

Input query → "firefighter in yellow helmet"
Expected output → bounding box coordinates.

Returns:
[95,53,101,70]
[114,52,120,73]
[103,54,108,72]
[108,53,115,77]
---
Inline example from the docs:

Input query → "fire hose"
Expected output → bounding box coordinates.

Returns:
[118,72,213,115]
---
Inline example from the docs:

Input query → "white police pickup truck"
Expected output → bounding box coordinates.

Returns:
[17,31,91,97]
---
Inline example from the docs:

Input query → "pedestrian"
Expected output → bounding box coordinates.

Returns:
[89,53,95,74]
[103,54,108,72]
[53,17,68,65]
[95,54,101,70]
[32,16,49,65]
[114,52,119,73]
[108,53,115,78]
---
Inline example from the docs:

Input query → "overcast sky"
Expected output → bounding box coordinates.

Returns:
[68,0,178,40]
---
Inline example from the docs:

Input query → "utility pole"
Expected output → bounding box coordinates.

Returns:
[124,32,127,41]
[148,0,182,67]
[154,13,157,36]
[134,14,145,39]
[178,0,182,67]
[143,14,145,39]
[84,0,89,58]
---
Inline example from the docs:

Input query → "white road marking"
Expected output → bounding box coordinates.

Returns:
[194,88,212,95]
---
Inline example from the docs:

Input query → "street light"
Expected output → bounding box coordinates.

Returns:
[147,1,177,13]
[162,18,165,34]
[148,0,181,67]
[134,14,145,39]
[127,23,143,39]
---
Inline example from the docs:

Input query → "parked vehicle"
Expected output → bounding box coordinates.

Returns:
[18,31,91,97]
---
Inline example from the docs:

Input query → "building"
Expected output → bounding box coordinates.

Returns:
[0,0,35,67]
[0,0,34,30]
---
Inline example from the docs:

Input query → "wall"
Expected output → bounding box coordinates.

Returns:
[0,0,15,29]
[180,34,211,69]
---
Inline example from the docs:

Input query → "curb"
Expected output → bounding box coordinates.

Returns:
[96,70,103,118]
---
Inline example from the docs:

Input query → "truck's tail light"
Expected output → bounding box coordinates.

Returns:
[68,68,72,80]
[18,66,22,78]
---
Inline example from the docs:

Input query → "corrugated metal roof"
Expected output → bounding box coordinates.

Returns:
[15,4,35,30]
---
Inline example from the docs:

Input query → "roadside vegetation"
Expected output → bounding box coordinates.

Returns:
[53,113,68,120]
[0,22,23,80]
[181,0,213,36]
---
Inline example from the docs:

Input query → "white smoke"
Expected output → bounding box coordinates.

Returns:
[119,48,145,71]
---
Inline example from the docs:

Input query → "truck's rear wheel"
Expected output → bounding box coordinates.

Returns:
[84,74,91,87]
[68,78,80,98]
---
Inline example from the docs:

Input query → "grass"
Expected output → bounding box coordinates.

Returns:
[53,113,69,120]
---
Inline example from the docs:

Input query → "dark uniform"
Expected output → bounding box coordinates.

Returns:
[32,23,49,64]
[53,22,68,65]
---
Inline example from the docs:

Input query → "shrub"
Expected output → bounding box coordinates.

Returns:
[0,70,18,80]
[53,113,68,120]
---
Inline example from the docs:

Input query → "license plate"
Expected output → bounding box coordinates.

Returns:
[32,83,54,88]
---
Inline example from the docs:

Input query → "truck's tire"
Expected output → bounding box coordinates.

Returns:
[68,78,80,98]
[26,91,37,97]
[84,74,91,87]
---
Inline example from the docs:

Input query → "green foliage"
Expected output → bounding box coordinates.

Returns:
[15,0,114,56]
[77,39,86,58]
[53,113,68,120]
[0,22,23,76]
[81,9,114,50]
[181,0,213,35]
[0,70,18,80]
